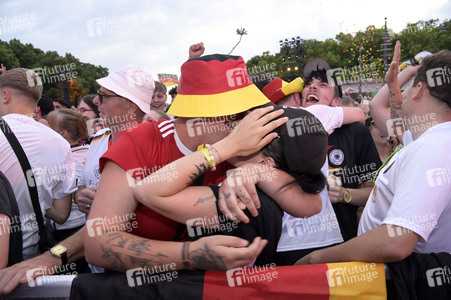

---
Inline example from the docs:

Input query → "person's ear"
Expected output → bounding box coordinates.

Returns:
[294,93,302,108]
[2,89,12,104]
[330,97,342,107]
[126,101,139,114]
[60,129,68,138]
[262,157,275,166]
[412,81,425,100]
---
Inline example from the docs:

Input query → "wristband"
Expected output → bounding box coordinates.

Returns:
[181,241,195,270]
[197,144,216,171]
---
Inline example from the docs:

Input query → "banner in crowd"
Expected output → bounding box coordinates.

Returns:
[158,73,178,86]
[71,262,386,299]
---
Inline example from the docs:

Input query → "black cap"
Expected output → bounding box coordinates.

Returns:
[260,102,328,175]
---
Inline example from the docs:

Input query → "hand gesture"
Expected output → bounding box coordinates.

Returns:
[220,106,287,158]
[218,164,262,223]
[76,186,97,214]
[188,42,205,59]
[385,41,401,85]
[190,236,267,270]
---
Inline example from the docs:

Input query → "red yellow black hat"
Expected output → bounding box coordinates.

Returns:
[262,77,304,103]
[166,54,270,117]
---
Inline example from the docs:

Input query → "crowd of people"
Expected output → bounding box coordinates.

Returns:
[0,41,449,297]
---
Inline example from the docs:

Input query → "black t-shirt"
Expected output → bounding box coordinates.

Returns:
[187,186,283,266]
[328,123,382,241]
[0,171,23,266]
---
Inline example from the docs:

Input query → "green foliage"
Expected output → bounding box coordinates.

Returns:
[0,38,108,104]
[245,18,450,89]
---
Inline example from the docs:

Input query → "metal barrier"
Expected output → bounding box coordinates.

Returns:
[4,275,75,300]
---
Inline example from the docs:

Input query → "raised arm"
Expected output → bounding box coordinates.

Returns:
[369,41,419,137]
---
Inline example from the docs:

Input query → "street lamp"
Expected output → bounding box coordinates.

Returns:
[228,27,248,55]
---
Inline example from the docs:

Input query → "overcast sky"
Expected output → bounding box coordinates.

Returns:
[1,0,449,80]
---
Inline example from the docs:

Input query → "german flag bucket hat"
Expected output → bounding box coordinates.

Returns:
[167,54,270,117]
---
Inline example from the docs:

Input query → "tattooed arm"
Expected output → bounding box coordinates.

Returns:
[84,160,267,272]
[386,41,404,122]
[369,41,419,137]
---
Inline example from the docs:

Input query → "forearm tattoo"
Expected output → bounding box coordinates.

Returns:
[193,194,215,207]
[101,232,168,271]
[187,160,209,186]
[389,89,402,120]
[190,243,226,271]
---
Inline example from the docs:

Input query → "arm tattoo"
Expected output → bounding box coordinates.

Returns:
[127,239,152,256]
[101,233,169,270]
[101,244,127,270]
[225,193,231,199]
[389,90,402,120]
[194,194,215,207]
[190,243,226,271]
[389,90,396,98]
[187,161,209,186]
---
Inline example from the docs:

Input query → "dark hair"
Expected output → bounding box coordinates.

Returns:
[261,136,326,194]
[78,94,100,117]
[413,50,451,109]
[305,69,341,98]
[54,98,71,108]
[37,95,54,117]
[169,86,178,96]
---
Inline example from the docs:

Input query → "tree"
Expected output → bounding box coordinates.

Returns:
[393,19,442,61]
[246,51,283,89]
[0,39,108,103]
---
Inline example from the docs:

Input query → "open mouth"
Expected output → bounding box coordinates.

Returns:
[306,94,319,103]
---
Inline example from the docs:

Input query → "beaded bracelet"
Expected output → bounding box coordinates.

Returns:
[205,144,217,171]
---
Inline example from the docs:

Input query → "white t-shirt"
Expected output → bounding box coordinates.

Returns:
[303,104,344,135]
[358,122,451,253]
[0,114,76,259]
[277,105,345,252]
[53,144,89,230]
[78,128,111,188]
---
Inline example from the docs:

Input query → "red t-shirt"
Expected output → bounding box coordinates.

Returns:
[100,119,232,241]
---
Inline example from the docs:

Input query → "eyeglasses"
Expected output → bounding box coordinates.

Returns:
[78,108,93,113]
[96,90,123,103]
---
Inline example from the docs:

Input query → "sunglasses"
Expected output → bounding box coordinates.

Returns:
[96,90,123,103]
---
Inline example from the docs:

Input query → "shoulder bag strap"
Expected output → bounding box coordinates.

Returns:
[0,117,45,235]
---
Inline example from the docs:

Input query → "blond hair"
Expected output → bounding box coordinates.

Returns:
[0,68,42,102]
[153,81,167,94]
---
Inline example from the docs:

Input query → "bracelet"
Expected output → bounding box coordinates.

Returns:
[197,144,217,171]
[205,144,217,171]
[181,241,195,270]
